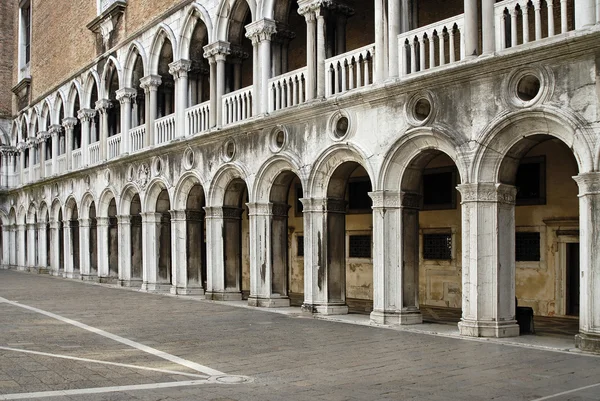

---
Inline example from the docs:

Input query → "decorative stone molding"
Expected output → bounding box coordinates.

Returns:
[245,19,278,45]
[36,131,50,143]
[185,210,205,221]
[328,109,354,141]
[247,202,273,217]
[504,65,554,109]
[401,192,422,209]
[269,125,288,153]
[169,210,187,221]
[95,99,113,113]
[457,183,517,205]
[139,75,162,91]
[229,46,250,61]
[369,191,401,208]
[16,141,27,152]
[203,41,231,61]
[168,60,193,79]
[203,206,223,218]
[300,197,326,213]
[222,207,244,219]
[87,1,127,50]
[574,172,600,196]
[136,164,150,190]
[406,90,436,127]
[0,145,17,156]
[49,124,63,137]
[62,117,78,129]
[77,109,97,122]
[115,88,137,104]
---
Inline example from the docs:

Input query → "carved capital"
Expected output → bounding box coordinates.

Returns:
[300,197,326,213]
[62,117,78,130]
[169,210,187,221]
[203,41,231,60]
[77,108,97,122]
[272,202,291,217]
[247,202,272,216]
[139,75,162,91]
[245,18,278,44]
[457,183,517,205]
[369,191,401,208]
[574,172,600,196]
[229,46,249,61]
[49,124,63,137]
[95,99,113,113]
[115,88,137,104]
[0,145,17,156]
[168,59,193,79]
[223,206,244,220]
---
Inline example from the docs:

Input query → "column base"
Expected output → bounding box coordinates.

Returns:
[248,296,291,308]
[98,276,118,284]
[206,291,243,301]
[64,271,81,280]
[302,303,349,315]
[575,333,600,353]
[370,310,423,325]
[141,282,172,293]
[80,274,97,281]
[37,267,50,275]
[458,319,520,338]
[170,286,206,296]
[17,266,28,272]
[119,279,143,288]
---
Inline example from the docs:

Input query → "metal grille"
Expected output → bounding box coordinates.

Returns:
[297,236,304,257]
[516,232,540,261]
[423,234,452,260]
[349,235,372,258]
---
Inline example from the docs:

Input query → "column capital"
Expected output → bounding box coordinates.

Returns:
[169,209,187,221]
[96,217,109,226]
[0,145,17,156]
[457,183,517,205]
[203,206,243,219]
[139,75,162,91]
[369,190,421,209]
[95,98,113,113]
[49,221,60,230]
[16,141,27,152]
[77,108,97,122]
[62,117,78,130]
[574,172,600,196]
[229,45,250,61]
[168,59,193,79]
[247,202,273,217]
[273,25,297,45]
[36,221,48,229]
[78,218,92,228]
[299,197,326,212]
[49,124,63,137]
[203,41,231,61]
[36,131,50,143]
[115,88,137,104]
[245,18,278,44]
[140,212,162,223]
[117,215,131,225]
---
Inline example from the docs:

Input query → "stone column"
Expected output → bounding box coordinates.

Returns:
[575,0,596,28]
[464,0,479,58]
[77,109,95,166]
[49,221,61,275]
[246,19,278,115]
[117,215,132,285]
[299,5,317,101]
[141,212,161,291]
[95,99,112,160]
[37,220,48,270]
[203,42,230,127]
[139,75,162,147]
[369,191,423,325]
[388,0,401,77]
[573,173,600,352]
[62,117,77,170]
[316,8,327,98]
[457,183,519,338]
[78,218,92,279]
[169,210,187,294]
[9,225,16,268]
[17,223,26,270]
[49,125,61,175]
[0,146,14,187]
[375,0,388,81]
[27,222,36,270]
[482,0,495,55]
[96,216,110,282]
[300,198,349,315]
[168,60,192,138]
[16,142,25,184]
[27,139,35,183]
[116,88,137,154]
[63,220,73,278]
[2,224,10,268]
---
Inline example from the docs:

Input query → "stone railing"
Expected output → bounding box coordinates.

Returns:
[186,101,211,136]
[399,14,465,76]
[22,169,29,185]
[44,160,52,177]
[56,154,67,174]
[268,67,308,112]
[494,0,572,50]
[129,125,146,152]
[72,149,82,170]
[33,164,40,181]
[88,142,100,165]
[326,44,375,97]
[155,114,176,145]
[107,134,122,159]
[223,86,253,125]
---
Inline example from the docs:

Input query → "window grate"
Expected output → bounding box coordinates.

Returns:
[349,235,372,258]
[516,232,540,261]
[423,234,452,260]
[297,235,304,257]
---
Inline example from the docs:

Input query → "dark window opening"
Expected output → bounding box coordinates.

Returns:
[349,235,372,258]
[23,5,31,64]
[423,167,457,210]
[297,235,304,257]
[423,233,452,260]
[516,232,540,262]
[516,156,546,206]
[295,184,303,216]
[348,178,372,212]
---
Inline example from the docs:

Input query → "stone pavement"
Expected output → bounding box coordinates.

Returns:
[0,270,599,401]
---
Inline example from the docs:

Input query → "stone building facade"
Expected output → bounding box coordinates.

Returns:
[1,0,600,352]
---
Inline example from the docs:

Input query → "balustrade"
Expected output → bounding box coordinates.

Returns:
[72,149,82,170]
[107,134,122,159]
[185,101,211,136]
[44,160,52,177]
[56,155,67,174]
[88,143,100,165]
[269,67,308,112]
[326,45,375,97]
[155,114,176,145]
[222,87,253,125]
[129,125,146,153]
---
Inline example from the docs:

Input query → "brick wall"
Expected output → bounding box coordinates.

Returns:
[0,0,16,117]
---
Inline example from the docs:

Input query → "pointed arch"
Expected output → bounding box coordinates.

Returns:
[64,196,79,221]
[8,207,17,225]
[149,24,179,75]
[123,41,148,88]
[83,70,101,108]
[67,81,83,117]
[50,199,63,222]
[41,99,53,130]
[101,56,123,99]
[214,0,256,42]
[179,3,214,60]
[26,202,37,224]
[53,90,67,124]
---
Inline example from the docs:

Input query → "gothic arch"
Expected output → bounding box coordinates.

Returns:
[8,207,17,226]
[472,107,594,183]
[214,0,256,42]
[252,152,305,203]
[41,100,52,130]
[38,201,49,221]
[123,41,148,88]
[380,127,469,192]
[53,91,68,124]
[83,70,101,108]
[149,24,179,75]
[179,3,214,60]
[307,143,375,199]
[207,163,251,206]
[17,205,27,225]
[143,178,172,212]
[101,57,123,99]
[26,203,37,224]
[67,81,83,117]
[173,171,207,210]
[0,208,9,226]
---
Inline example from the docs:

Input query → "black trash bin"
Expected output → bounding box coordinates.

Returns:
[515,298,535,334]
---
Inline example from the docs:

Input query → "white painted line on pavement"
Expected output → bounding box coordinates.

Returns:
[0,296,225,377]
[530,382,600,400]
[0,379,213,400]
[0,346,208,379]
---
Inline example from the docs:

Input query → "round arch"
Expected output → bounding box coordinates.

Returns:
[252,153,305,203]
[179,3,214,60]
[207,162,251,207]
[173,171,207,210]
[149,24,179,75]
[50,199,63,222]
[26,203,37,224]
[143,178,172,212]
[64,196,79,221]
[119,183,141,216]
[97,188,118,218]
[79,192,96,220]
[38,201,49,220]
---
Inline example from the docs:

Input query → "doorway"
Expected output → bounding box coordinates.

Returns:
[566,242,580,316]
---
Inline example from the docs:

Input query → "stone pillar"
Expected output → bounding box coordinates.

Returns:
[95,99,112,160]
[17,142,25,184]
[369,191,423,325]
[49,125,61,175]
[2,224,10,268]
[116,88,137,154]
[0,146,15,187]
[79,218,92,279]
[375,0,388,81]
[139,75,162,147]
[316,8,327,98]
[37,221,48,270]
[481,0,495,55]
[169,210,187,294]
[49,221,61,275]
[168,60,192,138]
[457,183,519,338]
[204,206,243,300]
[27,139,35,182]
[388,0,401,78]
[17,223,26,270]
[203,42,230,127]
[96,216,110,281]
[246,19,278,115]
[27,222,36,270]
[464,0,479,58]
[77,109,95,166]
[9,225,16,268]
[63,220,74,278]
[575,0,596,28]
[300,198,349,315]
[299,6,317,100]
[117,215,132,285]
[62,117,77,170]
[141,212,163,292]
[574,173,600,352]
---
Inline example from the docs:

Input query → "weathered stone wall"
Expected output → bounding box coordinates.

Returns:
[0,0,16,118]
